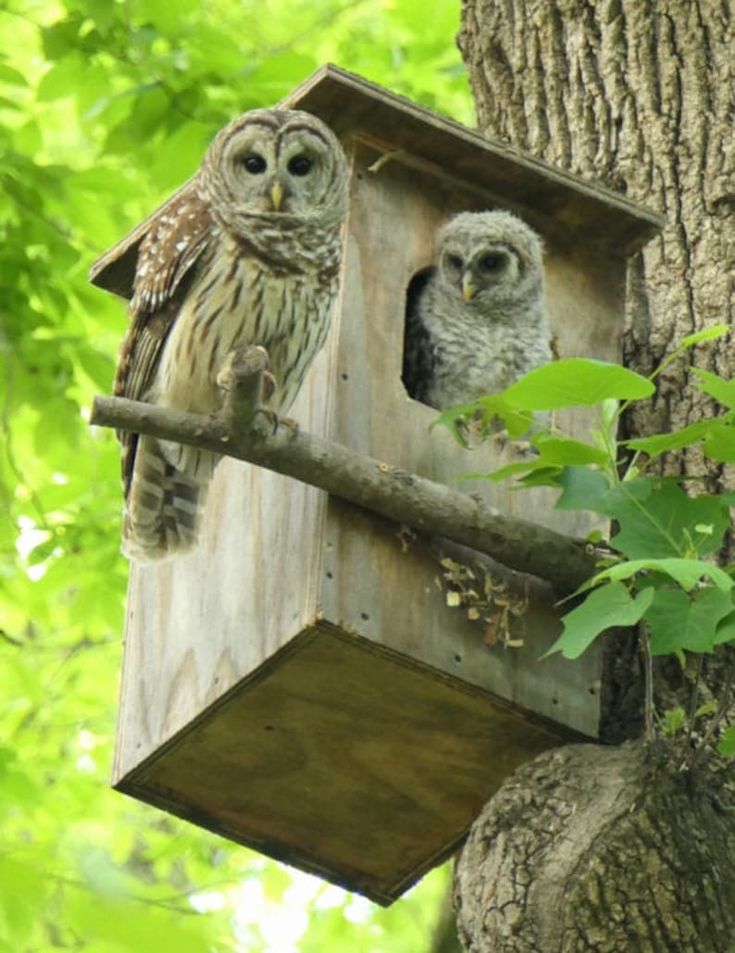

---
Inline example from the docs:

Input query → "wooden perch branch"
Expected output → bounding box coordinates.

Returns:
[91,347,598,593]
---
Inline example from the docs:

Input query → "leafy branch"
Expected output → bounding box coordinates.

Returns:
[436,323,735,758]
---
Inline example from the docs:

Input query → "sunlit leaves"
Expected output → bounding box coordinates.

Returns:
[502,358,654,409]
[2,3,471,951]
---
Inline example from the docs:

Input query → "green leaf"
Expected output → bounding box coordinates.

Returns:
[479,460,543,482]
[135,0,200,33]
[703,423,735,462]
[432,393,536,446]
[37,56,85,101]
[717,725,735,757]
[680,324,730,348]
[41,15,84,59]
[660,707,686,736]
[555,467,612,512]
[692,367,735,409]
[0,63,29,86]
[501,359,654,411]
[624,419,718,458]
[544,583,655,659]
[608,481,729,559]
[431,402,476,447]
[714,610,735,646]
[66,892,214,953]
[591,558,733,593]
[516,466,564,488]
[644,586,733,654]
[0,856,49,942]
[529,434,609,466]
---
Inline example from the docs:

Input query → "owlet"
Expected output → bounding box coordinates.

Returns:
[402,210,551,409]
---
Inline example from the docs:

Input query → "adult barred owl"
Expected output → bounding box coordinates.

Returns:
[402,210,551,409]
[114,109,348,561]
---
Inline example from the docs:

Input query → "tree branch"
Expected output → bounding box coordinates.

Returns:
[91,347,598,593]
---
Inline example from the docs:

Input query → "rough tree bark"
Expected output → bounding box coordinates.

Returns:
[453,2,735,951]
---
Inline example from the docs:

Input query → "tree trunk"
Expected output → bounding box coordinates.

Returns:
[459,0,734,459]
[455,741,735,952]
[454,2,735,949]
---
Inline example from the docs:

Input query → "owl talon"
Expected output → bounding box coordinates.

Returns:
[262,371,277,403]
[253,407,279,436]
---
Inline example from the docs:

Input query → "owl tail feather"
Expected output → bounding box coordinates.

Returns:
[122,435,212,561]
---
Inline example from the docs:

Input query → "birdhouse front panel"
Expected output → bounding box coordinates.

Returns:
[97,66,661,904]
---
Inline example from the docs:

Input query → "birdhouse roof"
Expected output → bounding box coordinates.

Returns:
[90,64,662,298]
[283,65,661,255]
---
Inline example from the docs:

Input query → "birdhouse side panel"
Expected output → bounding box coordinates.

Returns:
[113,347,335,782]
[320,498,600,736]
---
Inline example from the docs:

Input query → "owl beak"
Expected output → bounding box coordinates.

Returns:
[462,274,476,301]
[270,180,284,211]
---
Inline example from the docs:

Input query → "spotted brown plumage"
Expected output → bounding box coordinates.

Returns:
[113,108,348,560]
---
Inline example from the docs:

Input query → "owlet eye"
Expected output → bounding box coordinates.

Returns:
[480,254,501,271]
[288,154,313,176]
[446,254,463,271]
[242,154,267,174]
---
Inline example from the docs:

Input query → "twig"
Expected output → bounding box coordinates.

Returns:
[686,653,705,746]
[640,623,655,742]
[689,656,735,770]
[90,347,599,594]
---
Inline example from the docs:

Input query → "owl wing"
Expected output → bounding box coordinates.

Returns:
[114,182,214,496]
[402,266,437,404]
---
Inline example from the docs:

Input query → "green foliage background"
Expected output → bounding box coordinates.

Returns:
[0,1,472,949]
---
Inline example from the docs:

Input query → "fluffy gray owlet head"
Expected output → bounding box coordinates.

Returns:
[436,210,544,311]
[201,108,348,234]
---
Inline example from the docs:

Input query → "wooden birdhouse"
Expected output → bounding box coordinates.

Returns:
[91,66,661,904]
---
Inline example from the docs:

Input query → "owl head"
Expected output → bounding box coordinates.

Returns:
[201,108,348,229]
[436,210,544,307]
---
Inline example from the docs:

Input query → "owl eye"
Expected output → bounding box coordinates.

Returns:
[288,154,313,176]
[480,254,502,271]
[242,154,267,174]
[446,254,463,272]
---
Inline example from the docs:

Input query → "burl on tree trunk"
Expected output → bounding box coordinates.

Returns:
[454,741,735,951]
[453,2,735,950]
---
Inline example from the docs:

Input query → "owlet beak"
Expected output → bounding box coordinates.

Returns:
[270,180,284,211]
[462,274,476,302]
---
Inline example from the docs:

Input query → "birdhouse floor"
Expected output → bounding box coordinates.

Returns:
[114,621,571,904]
